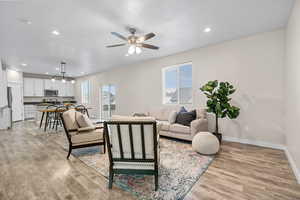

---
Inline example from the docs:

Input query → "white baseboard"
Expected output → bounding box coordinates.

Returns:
[284,148,300,184]
[222,136,285,150]
[222,136,300,184]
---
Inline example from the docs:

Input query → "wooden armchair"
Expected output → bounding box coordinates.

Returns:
[60,109,105,159]
[104,116,159,190]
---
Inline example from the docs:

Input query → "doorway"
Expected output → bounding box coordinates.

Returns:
[100,84,116,120]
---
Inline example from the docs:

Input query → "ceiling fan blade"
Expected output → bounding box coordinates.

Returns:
[111,32,128,41]
[137,33,155,42]
[141,43,159,50]
[106,43,126,48]
[144,33,155,40]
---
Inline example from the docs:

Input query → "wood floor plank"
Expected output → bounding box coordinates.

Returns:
[0,121,299,200]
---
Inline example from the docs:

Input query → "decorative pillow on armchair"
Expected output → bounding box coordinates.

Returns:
[76,112,95,128]
[175,110,196,126]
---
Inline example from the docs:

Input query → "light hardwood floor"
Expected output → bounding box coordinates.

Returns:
[0,121,299,200]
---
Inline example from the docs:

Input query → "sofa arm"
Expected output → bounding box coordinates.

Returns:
[191,119,208,136]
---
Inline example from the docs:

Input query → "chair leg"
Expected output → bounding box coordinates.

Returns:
[103,143,106,154]
[108,168,114,189]
[55,119,58,131]
[67,145,72,159]
[154,173,158,191]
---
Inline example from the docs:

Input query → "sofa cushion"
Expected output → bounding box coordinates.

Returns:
[168,111,177,124]
[157,120,170,131]
[196,108,207,119]
[175,110,196,126]
[169,124,190,134]
[178,106,188,113]
[148,107,181,121]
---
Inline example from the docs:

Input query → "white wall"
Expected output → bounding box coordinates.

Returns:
[7,69,23,84]
[284,0,300,181]
[0,60,9,130]
[76,29,285,145]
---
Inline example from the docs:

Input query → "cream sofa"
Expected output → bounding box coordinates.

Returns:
[146,107,208,141]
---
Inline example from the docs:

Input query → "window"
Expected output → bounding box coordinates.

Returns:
[162,62,192,104]
[81,80,90,104]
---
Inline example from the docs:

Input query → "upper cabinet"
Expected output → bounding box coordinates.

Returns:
[23,78,35,96]
[34,78,44,96]
[23,78,45,97]
[56,81,65,96]
[44,79,57,90]
[24,77,74,97]
[65,81,75,97]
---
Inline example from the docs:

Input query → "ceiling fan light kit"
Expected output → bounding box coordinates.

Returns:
[51,61,76,83]
[107,28,159,56]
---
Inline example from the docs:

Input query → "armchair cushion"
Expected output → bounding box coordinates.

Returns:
[62,109,79,131]
[77,126,96,132]
[71,128,103,145]
[113,162,155,170]
[191,118,209,136]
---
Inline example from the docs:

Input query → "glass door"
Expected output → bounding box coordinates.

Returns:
[101,85,116,120]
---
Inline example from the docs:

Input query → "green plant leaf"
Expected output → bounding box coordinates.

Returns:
[200,80,240,121]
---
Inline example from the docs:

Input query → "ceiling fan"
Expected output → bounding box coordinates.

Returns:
[106,28,159,55]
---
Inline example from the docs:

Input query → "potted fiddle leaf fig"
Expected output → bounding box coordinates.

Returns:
[200,80,240,142]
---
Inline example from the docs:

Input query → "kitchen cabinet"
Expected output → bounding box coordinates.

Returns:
[23,78,35,96]
[24,78,45,96]
[35,79,44,96]
[56,81,66,96]
[65,81,75,96]
[24,105,36,119]
[44,79,57,90]
[24,77,74,97]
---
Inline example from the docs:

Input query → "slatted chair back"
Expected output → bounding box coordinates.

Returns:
[104,120,158,163]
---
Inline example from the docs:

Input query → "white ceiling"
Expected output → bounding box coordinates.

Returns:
[0,0,295,77]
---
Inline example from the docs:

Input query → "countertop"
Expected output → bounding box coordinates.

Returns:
[24,101,77,106]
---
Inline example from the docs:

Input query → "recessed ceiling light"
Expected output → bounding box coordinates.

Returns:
[52,30,60,35]
[125,54,129,57]
[55,67,59,71]
[204,27,211,33]
[21,63,27,67]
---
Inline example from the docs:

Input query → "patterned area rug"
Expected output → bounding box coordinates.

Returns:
[70,138,214,200]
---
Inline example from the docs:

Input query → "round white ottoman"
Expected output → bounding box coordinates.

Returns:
[192,132,220,155]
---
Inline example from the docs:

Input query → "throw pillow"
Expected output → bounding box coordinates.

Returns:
[168,110,177,124]
[76,112,95,128]
[175,110,196,126]
[178,106,188,113]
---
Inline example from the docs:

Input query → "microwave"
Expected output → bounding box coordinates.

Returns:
[44,89,58,97]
